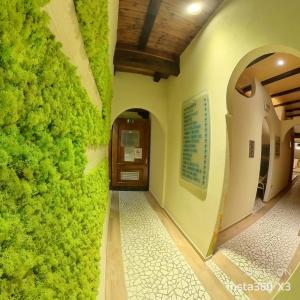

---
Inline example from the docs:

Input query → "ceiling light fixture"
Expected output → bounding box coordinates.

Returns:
[186,2,203,15]
[277,59,285,66]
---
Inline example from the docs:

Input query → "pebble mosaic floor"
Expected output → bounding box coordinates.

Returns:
[219,181,300,290]
[119,191,211,300]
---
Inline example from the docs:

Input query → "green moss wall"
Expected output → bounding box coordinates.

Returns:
[0,0,111,299]
[74,0,112,144]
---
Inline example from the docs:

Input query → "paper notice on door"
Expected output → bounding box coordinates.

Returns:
[124,147,135,162]
[134,148,143,159]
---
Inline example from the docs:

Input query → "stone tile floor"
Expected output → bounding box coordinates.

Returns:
[119,191,211,300]
[220,180,300,291]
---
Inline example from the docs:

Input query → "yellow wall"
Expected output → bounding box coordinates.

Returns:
[112,73,168,127]
[164,0,300,257]
[149,114,166,205]
[112,72,168,206]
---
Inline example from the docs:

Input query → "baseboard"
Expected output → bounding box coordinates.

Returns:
[148,190,163,208]
[219,212,252,232]
[147,191,211,261]
[97,192,111,300]
[111,186,149,191]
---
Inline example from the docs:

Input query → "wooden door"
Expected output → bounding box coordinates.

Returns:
[110,118,150,190]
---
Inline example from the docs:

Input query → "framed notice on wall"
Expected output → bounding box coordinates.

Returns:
[249,140,255,158]
[180,92,210,200]
[275,136,280,157]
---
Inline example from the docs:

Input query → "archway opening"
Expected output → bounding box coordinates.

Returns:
[221,50,300,231]
[214,49,300,290]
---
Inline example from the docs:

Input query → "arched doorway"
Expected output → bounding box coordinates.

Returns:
[110,109,150,191]
[110,108,167,206]
[221,48,300,231]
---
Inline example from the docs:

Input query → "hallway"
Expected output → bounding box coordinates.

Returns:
[106,181,300,300]
[119,192,210,300]
[4,1,300,298]
[219,179,300,291]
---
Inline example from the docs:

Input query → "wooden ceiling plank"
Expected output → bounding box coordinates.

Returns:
[117,42,176,60]
[138,0,163,50]
[147,0,223,56]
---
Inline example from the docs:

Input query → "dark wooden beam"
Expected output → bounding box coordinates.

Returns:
[294,133,300,138]
[263,67,300,86]
[271,86,300,98]
[153,72,162,82]
[114,48,180,78]
[274,99,300,107]
[286,107,300,113]
[138,0,162,50]
[242,67,300,93]
[246,53,274,68]
[286,113,300,118]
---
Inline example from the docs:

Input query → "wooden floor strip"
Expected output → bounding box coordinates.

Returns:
[105,191,127,300]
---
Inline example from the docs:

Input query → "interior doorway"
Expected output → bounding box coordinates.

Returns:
[293,139,300,180]
[290,126,300,181]
[110,109,150,190]
[256,119,271,204]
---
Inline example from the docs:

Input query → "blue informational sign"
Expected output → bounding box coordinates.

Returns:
[180,93,210,199]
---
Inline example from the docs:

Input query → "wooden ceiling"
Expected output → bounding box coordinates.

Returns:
[236,53,300,120]
[114,0,223,81]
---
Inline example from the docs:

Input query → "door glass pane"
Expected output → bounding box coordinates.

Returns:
[121,130,140,147]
